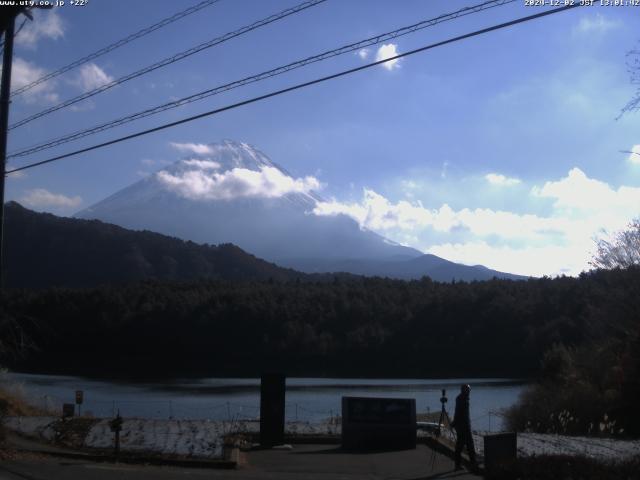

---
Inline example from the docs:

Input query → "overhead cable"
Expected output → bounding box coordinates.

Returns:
[10,0,223,97]
[8,0,515,159]
[8,0,326,130]
[5,4,581,175]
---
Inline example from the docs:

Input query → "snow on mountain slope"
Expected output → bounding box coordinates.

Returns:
[76,140,422,266]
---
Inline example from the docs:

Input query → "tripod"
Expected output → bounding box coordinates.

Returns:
[429,389,457,472]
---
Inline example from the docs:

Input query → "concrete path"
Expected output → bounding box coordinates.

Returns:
[0,443,480,480]
[5,432,87,456]
[243,443,481,479]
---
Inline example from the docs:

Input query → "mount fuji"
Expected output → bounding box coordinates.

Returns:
[76,140,524,281]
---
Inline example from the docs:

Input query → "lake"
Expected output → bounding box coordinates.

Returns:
[5,373,526,432]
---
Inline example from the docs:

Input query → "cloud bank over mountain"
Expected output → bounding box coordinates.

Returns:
[76,140,429,276]
[157,165,321,201]
[72,139,640,278]
[315,167,640,277]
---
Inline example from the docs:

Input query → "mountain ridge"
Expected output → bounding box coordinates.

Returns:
[75,140,423,264]
[74,139,525,282]
[5,202,525,287]
[3,201,311,288]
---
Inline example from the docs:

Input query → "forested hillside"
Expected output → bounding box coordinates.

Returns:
[3,267,638,381]
[3,202,307,287]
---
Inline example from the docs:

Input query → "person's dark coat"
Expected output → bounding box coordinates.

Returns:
[452,393,471,431]
[452,391,476,467]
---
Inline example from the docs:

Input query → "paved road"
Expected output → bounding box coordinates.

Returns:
[0,444,480,480]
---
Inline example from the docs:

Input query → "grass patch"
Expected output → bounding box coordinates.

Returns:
[0,382,48,417]
[1,371,53,451]
[486,454,640,480]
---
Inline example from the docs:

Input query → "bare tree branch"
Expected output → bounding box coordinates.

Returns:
[620,43,640,118]
[590,219,640,269]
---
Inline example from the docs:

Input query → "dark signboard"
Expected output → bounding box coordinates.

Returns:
[260,373,285,447]
[342,396,416,450]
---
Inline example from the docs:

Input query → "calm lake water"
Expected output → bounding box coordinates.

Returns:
[5,373,526,432]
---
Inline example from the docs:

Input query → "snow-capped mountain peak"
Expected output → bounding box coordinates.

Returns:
[76,140,422,267]
[165,140,278,175]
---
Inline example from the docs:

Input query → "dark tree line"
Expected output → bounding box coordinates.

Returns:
[2,267,638,382]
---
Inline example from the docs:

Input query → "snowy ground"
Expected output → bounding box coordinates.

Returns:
[3,417,339,459]
[4,416,230,458]
[3,416,58,442]
[470,431,640,462]
[4,417,639,461]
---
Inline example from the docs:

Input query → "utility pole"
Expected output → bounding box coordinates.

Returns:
[0,14,16,290]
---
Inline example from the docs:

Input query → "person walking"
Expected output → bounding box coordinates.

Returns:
[451,384,478,472]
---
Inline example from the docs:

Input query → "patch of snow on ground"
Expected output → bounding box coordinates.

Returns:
[3,416,58,441]
[84,419,226,458]
[473,432,640,461]
[5,417,639,461]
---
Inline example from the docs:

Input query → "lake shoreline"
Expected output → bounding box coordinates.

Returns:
[6,368,531,384]
[3,372,527,432]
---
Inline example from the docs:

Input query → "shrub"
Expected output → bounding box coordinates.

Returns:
[505,338,636,436]
[486,454,640,480]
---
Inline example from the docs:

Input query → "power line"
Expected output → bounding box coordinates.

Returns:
[9,0,223,97]
[8,0,516,160]
[0,17,28,49]
[5,4,581,176]
[8,0,326,130]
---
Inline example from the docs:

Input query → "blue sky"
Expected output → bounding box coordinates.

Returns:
[4,0,640,277]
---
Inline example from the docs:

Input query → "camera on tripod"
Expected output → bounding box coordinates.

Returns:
[437,388,449,437]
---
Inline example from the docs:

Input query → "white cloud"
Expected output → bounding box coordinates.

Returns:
[74,63,114,92]
[182,159,221,170]
[313,168,640,276]
[138,158,172,177]
[69,100,96,112]
[357,48,369,60]
[440,161,449,179]
[10,57,59,104]
[20,188,82,209]
[427,242,588,278]
[157,166,321,201]
[314,190,568,243]
[169,142,213,155]
[141,158,171,167]
[16,9,64,49]
[532,167,640,223]
[485,173,521,186]
[314,189,434,231]
[627,145,640,164]
[375,44,401,71]
[573,13,620,35]
[6,170,26,179]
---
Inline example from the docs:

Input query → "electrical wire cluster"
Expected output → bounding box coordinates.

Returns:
[4,0,582,174]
